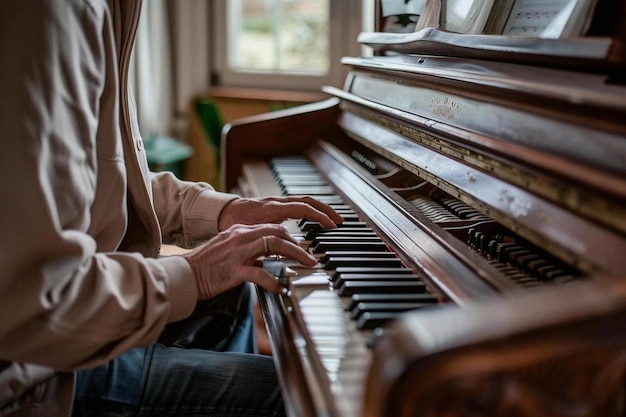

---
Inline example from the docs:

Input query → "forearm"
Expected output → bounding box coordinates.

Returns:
[0,239,197,371]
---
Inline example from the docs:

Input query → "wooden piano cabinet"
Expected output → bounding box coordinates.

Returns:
[221,2,626,413]
[366,278,626,417]
[221,98,344,192]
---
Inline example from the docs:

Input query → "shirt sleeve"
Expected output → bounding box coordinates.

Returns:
[150,170,240,248]
[0,0,196,372]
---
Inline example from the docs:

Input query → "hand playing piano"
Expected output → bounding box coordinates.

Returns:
[182,223,317,299]
[218,196,344,231]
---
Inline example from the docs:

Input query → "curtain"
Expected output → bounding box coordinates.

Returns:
[130,0,211,140]
[169,1,211,122]
[131,0,173,138]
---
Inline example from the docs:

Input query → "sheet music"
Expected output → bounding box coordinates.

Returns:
[501,0,585,37]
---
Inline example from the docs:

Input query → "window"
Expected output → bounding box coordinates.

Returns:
[212,0,373,92]
[229,0,330,74]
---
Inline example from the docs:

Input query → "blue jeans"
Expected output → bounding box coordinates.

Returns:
[72,284,285,417]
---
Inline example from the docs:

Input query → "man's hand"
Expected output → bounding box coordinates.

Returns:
[182,223,317,299]
[218,196,344,231]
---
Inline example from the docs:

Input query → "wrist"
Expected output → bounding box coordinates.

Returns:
[217,197,242,231]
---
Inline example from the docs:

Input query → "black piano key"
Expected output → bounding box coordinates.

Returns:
[332,267,414,281]
[338,281,427,297]
[332,208,357,215]
[319,251,396,264]
[310,226,370,234]
[499,243,526,263]
[336,273,420,282]
[553,274,577,284]
[545,269,567,281]
[350,302,436,320]
[310,235,383,244]
[455,208,476,219]
[509,249,533,263]
[304,229,375,240]
[280,184,330,195]
[508,272,539,286]
[356,312,400,330]
[299,219,367,229]
[309,232,379,241]
[526,258,549,274]
[537,265,560,280]
[323,257,404,270]
[339,214,360,222]
[311,241,388,253]
[300,221,323,231]
[346,293,438,312]
[488,240,499,260]
[335,274,421,290]
[327,204,352,211]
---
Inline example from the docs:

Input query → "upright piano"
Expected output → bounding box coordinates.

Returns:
[221,3,626,416]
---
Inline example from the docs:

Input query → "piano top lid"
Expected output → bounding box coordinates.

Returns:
[358,28,626,71]
[339,53,626,116]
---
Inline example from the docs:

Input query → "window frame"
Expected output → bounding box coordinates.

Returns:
[211,0,370,92]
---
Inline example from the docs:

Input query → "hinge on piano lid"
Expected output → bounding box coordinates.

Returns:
[262,257,294,290]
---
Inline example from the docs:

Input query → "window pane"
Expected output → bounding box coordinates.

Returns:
[229,0,330,74]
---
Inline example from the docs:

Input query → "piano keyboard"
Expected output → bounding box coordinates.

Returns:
[251,152,586,417]
[267,156,441,417]
[272,155,441,322]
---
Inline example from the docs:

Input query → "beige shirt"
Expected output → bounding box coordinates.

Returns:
[0,0,238,415]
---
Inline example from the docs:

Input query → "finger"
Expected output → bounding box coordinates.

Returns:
[262,236,316,266]
[225,223,267,232]
[240,265,285,294]
[243,223,298,246]
[264,196,344,225]
[266,201,342,229]
[261,235,269,257]
[292,196,345,224]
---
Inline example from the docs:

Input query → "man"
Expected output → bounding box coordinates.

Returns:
[0,1,343,416]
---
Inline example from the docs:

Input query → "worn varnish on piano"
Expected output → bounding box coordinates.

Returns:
[221,4,626,416]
